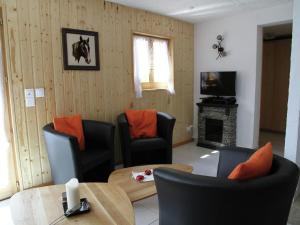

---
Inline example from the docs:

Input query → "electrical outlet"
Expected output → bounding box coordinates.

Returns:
[35,88,45,98]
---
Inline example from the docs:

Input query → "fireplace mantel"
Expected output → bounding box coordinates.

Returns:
[197,103,238,149]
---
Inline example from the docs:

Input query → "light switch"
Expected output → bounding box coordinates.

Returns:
[35,88,45,98]
[24,88,35,107]
[24,89,34,98]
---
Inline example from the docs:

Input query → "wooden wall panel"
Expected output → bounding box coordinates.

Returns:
[2,0,194,189]
[4,0,32,188]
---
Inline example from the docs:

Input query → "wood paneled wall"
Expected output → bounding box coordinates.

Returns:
[1,0,194,189]
[260,39,291,132]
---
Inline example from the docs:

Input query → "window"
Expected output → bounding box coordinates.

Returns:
[133,34,174,98]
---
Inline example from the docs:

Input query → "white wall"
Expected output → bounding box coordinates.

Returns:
[285,0,300,167]
[194,3,293,148]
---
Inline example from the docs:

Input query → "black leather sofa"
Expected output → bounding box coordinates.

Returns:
[154,147,300,225]
[117,112,176,167]
[43,120,115,184]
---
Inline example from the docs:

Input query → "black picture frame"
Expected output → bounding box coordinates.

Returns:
[62,28,100,70]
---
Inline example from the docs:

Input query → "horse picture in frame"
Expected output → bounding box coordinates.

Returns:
[62,28,100,70]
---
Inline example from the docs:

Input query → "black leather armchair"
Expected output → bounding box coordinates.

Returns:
[154,147,299,225]
[43,120,115,184]
[117,112,176,167]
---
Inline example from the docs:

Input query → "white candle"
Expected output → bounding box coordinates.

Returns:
[65,178,80,211]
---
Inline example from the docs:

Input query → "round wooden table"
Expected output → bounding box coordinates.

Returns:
[108,163,193,202]
[10,183,135,225]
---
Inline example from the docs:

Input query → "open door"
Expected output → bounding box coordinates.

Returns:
[259,23,292,156]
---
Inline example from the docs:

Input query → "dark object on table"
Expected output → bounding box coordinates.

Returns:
[118,112,175,167]
[62,192,90,217]
[43,120,115,184]
[145,169,152,175]
[154,147,299,225]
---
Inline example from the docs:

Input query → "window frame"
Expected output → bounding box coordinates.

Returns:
[132,32,174,92]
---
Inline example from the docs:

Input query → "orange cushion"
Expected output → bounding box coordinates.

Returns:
[53,115,85,151]
[228,142,273,180]
[125,109,157,139]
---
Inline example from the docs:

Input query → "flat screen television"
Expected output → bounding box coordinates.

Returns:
[200,71,236,96]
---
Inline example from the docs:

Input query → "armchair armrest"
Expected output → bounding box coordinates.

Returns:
[117,113,132,143]
[157,112,176,145]
[117,114,132,166]
[217,147,254,178]
[83,120,115,152]
[43,124,82,184]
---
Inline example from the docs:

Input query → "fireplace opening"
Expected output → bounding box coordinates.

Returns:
[205,118,223,143]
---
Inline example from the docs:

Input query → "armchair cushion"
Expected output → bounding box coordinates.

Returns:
[130,137,168,152]
[125,109,157,138]
[53,114,85,150]
[79,149,112,173]
[228,142,273,180]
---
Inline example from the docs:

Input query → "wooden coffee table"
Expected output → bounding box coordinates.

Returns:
[108,164,193,202]
[10,183,135,225]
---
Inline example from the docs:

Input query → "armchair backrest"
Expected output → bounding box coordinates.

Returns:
[117,112,175,166]
[43,124,81,184]
[117,112,176,141]
[154,152,299,225]
[83,120,115,150]
[217,146,253,177]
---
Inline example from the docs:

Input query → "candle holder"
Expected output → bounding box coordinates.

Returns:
[62,192,90,217]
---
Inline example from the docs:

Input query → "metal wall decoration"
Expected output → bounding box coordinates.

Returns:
[212,35,226,60]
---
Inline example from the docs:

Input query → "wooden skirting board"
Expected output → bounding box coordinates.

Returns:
[173,138,194,148]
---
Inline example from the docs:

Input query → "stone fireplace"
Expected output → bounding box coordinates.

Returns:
[197,103,238,148]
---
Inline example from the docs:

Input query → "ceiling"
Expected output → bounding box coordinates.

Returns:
[106,0,292,23]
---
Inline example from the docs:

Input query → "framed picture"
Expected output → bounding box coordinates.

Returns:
[62,28,100,70]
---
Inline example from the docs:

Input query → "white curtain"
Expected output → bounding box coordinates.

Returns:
[153,39,175,94]
[133,36,150,98]
[133,35,174,98]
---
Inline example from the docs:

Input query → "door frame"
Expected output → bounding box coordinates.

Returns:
[253,20,292,148]
[0,7,20,198]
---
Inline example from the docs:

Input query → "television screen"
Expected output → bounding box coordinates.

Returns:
[200,71,236,96]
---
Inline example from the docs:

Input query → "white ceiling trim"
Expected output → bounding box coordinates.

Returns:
[106,0,293,23]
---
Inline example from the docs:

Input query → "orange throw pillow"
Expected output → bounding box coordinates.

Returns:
[125,109,157,139]
[53,115,85,151]
[228,142,273,180]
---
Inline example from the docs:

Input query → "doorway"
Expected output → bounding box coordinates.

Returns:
[259,23,292,156]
